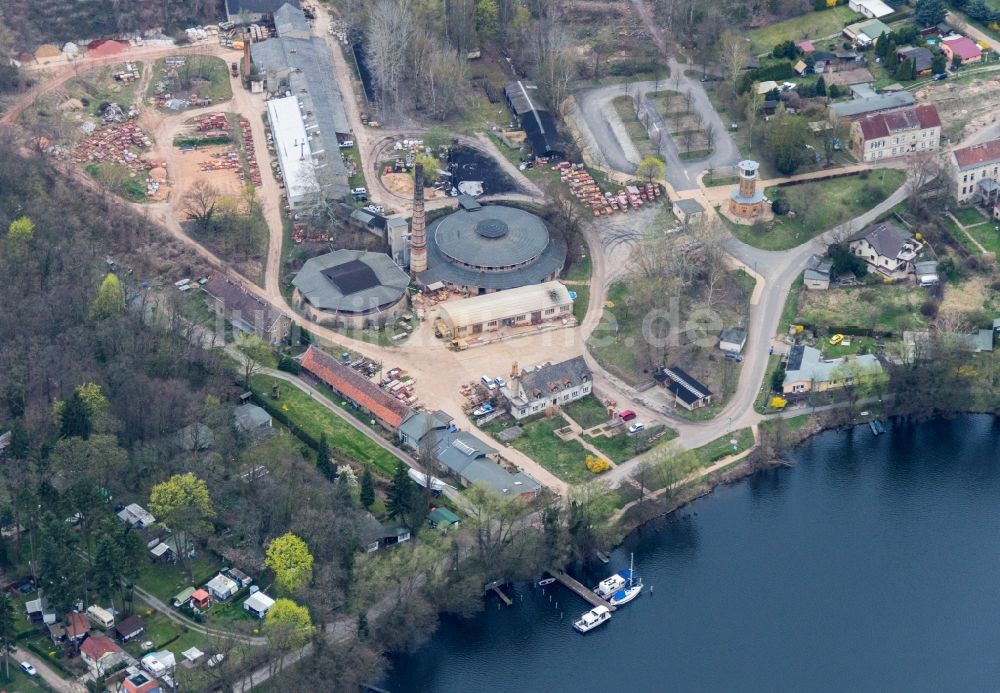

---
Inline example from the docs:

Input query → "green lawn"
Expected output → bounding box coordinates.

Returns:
[779,273,805,334]
[797,284,929,332]
[84,163,149,202]
[484,415,593,484]
[611,95,657,159]
[148,55,233,107]
[587,282,643,385]
[822,336,876,359]
[571,284,590,322]
[587,425,677,463]
[754,354,784,413]
[137,555,221,604]
[955,206,990,227]
[250,374,400,477]
[691,427,755,466]
[562,395,611,429]
[747,6,862,54]
[943,215,982,255]
[563,249,592,282]
[725,171,906,251]
[760,414,811,435]
[965,222,1000,256]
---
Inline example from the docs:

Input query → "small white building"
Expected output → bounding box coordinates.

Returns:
[243,592,276,619]
[117,503,156,529]
[672,198,706,225]
[849,0,894,18]
[719,327,747,354]
[502,356,593,420]
[205,573,239,601]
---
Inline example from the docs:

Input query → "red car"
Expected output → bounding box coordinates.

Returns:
[619,409,637,422]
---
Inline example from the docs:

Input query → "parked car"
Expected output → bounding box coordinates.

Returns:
[829,333,845,346]
[628,422,645,434]
[620,409,637,421]
[351,187,368,195]
[481,375,496,389]
[724,352,744,362]
[339,140,355,148]
[19,662,37,676]
[494,377,507,388]
[933,72,948,80]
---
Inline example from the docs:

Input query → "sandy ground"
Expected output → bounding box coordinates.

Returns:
[170,144,248,216]
[381,172,441,198]
[940,275,988,316]
[917,74,1000,140]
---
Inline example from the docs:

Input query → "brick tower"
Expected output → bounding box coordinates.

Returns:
[409,163,427,275]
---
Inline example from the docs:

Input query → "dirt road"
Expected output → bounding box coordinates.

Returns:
[12,647,86,693]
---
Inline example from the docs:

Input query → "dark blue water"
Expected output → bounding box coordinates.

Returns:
[386,415,1000,692]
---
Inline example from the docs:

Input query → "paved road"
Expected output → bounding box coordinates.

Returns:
[12,647,86,693]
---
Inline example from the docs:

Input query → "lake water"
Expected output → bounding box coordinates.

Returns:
[385,415,1000,692]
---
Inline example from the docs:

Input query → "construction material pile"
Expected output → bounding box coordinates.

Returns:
[73,122,153,173]
[291,223,331,244]
[196,113,229,132]
[240,118,262,187]
[198,150,240,172]
[553,161,661,216]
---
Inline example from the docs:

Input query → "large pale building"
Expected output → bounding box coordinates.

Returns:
[849,104,941,162]
[950,138,1000,204]
[502,356,594,420]
[434,281,573,340]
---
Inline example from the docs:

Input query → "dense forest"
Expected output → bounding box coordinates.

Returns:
[1,0,223,51]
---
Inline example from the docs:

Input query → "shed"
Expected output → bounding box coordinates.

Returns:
[804,255,833,290]
[672,198,705,224]
[190,589,212,608]
[172,587,196,608]
[915,260,939,287]
[181,647,205,664]
[234,404,272,432]
[719,327,748,354]
[243,592,275,618]
[114,615,146,642]
[427,507,460,531]
[205,573,239,601]
[149,542,175,564]
[117,503,156,529]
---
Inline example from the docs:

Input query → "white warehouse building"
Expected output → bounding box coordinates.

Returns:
[267,95,322,209]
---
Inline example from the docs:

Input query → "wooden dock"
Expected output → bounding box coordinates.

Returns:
[547,569,615,611]
[492,586,513,606]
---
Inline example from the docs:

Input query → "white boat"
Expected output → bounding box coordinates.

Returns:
[593,573,627,599]
[608,554,643,607]
[573,605,611,633]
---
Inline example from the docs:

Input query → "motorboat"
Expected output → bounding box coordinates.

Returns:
[608,554,643,607]
[573,605,611,633]
[593,573,627,599]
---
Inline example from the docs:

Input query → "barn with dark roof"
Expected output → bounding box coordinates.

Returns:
[292,250,410,329]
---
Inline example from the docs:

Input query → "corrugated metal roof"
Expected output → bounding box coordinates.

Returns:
[438,281,572,327]
[293,249,409,313]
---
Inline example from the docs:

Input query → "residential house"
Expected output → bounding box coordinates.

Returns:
[201,274,291,346]
[233,404,272,433]
[80,635,130,677]
[356,513,411,552]
[190,589,212,609]
[141,650,176,678]
[797,40,816,54]
[719,327,748,354]
[897,46,934,76]
[915,260,940,286]
[300,345,411,431]
[949,138,1000,203]
[427,507,460,531]
[782,345,883,395]
[804,255,833,290]
[848,222,922,278]
[122,670,161,693]
[844,19,892,48]
[672,198,706,224]
[243,592,276,619]
[114,615,146,643]
[655,367,714,410]
[397,410,453,452]
[117,503,156,529]
[830,90,916,120]
[65,612,90,643]
[502,356,593,420]
[849,0,893,18]
[849,104,941,162]
[25,597,55,624]
[205,573,239,601]
[427,428,540,498]
[793,59,809,76]
[941,36,982,65]
[225,568,253,589]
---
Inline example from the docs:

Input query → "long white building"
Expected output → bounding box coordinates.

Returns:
[267,96,322,209]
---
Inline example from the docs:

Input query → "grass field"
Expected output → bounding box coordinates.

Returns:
[587,425,677,463]
[797,284,930,332]
[587,282,644,385]
[84,163,149,202]
[954,206,990,227]
[691,427,755,466]
[611,95,657,159]
[571,284,591,322]
[725,171,906,251]
[965,221,1000,256]
[562,395,611,429]
[779,273,805,334]
[137,555,220,604]
[747,6,862,54]
[754,354,784,413]
[564,249,592,282]
[485,415,593,484]
[148,55,233,107]
[250,374,400,476]
[943,215,982,254]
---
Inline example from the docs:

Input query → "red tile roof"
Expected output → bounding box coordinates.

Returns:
[66,612,89,640]
[192,588,211,602]
[856,104,940,140]
[953,139,1000,170]
[300,346,410,429]
[942,36,981,60]
[80,635,124,661]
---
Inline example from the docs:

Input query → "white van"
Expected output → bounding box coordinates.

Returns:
[87,605,115,629]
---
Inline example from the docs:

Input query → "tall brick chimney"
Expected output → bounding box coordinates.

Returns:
[409,163,427,275]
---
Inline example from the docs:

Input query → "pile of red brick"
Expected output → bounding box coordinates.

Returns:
[240,118,262,187]
[73,122,153,173]
[198,151,240,172]
[291,223,331,244]
[196,113,229,132]
[554,161,662,217]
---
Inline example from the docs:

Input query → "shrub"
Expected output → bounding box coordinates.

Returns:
[920,299,939,318]
[277,355,301,374]
[772,199,789,215]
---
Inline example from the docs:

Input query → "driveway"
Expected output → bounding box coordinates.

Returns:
[573,56,740,190]
[12,647,86,693]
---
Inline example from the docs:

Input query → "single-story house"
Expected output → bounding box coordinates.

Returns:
[804,255,833,290]
[655,367,714,410]
[243,592,276,619]
[793,59,809,76]
[844,19,891,48]
[672,198,706,224]
[66,612,90,642]
[149,542,175,564]
[172,587,196,608]
[205,574,239,601]
[398,410,454,453]
[114,615,146,642]
[941,36,982,65]
[80,635,130,677]
[782,345,882,394]
[849,0,893,18]
[225,568,253,589]
[719,327,747,354]
[25,597,55,624]
[117,503,156,529]
[897,46,934,76]
[756,80,779,96]
[141,650,176,678]
[915,260,939,286]
[848,222,922,278]
[797,40,815,54]
[190,589,212,609]
[358,513,412,552]
[428,507,460,531]
[234,404,272,432]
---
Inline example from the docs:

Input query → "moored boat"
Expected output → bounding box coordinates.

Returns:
[573,605,612,633]
[608,554,643,607]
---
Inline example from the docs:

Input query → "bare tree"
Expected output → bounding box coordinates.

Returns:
[365,0,416,120]
[683,89,694,114]
[181,180,221,228]
[704,121,717,154]
[718,31,750,92]
[905,150,948,219]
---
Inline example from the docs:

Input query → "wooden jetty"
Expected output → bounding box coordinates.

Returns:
[492,586,513,606]
[547,569,616,611]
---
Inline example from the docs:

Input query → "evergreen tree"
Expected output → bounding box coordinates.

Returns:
[386,461,416,520]
[60,390,92,439]
[316,434,336,481]
[915,0,947,27]
[360,467,375,509]
[815,76,827,96]
[0,592,13,679]
[932,53,947,75]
